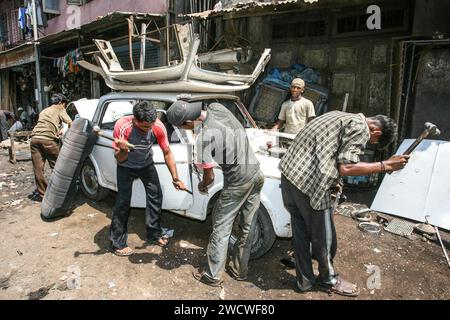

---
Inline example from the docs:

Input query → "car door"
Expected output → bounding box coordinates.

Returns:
[151,108,193,210]
[93,99,193,210]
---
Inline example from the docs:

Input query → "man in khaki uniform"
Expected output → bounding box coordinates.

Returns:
[271,78,316,135]
[29,93,72,202]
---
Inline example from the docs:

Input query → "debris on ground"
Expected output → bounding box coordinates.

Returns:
[384,218,416,237]
[219,287,226,300]
[27,284,55,300]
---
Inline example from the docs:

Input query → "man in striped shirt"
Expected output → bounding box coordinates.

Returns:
[280,111,409,296]
[110,100,187,256]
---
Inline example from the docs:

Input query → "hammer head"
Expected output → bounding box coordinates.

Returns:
[92,126,101,134]
[424,122,441,136]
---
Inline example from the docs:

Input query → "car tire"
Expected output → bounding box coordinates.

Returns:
[80,158,110,201]
[229,204,276,260]
[41,118,97,219]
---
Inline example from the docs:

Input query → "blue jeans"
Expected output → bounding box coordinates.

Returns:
[203,172,265,281]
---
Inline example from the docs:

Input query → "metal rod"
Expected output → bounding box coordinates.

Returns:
[140,23,147,70]
[93,126,135,150]
[31,0,43,112]
[342,93,349,112]
[435,226,450,269]
[127,16,135,70]
[166,12,170,66]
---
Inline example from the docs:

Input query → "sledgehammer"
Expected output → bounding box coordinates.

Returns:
[403,122,441,155]
[387,122,440,175]
[93,126,135,150]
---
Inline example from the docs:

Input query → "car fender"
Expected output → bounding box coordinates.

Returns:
[199,181,224,220]
[87,153,117,191]
[259,178,292,238]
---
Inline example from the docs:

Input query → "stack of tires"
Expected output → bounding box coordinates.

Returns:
[41,118,98,219]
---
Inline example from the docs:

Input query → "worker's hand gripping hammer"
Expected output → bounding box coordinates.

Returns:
[93,126,135,150]
[387,122,440,174]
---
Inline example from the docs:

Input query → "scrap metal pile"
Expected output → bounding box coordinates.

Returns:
[79,22,271,93]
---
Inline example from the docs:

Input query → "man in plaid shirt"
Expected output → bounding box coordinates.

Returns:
[280,111,409,297]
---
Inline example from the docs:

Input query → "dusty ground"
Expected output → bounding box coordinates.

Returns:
[0,145,449,300]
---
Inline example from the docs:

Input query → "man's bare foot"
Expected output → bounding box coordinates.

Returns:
[112,246,134,256]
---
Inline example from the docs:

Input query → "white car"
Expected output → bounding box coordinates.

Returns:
[70,92,292,259]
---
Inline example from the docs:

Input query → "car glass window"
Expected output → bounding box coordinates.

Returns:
[203,99,250,128]
[100,101,134,130]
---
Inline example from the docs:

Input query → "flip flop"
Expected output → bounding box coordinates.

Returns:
[149,236,170,247]
[110,246,134,256]
[323,277,360,297]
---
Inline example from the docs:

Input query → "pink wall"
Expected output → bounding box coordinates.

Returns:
[43,0,168,36]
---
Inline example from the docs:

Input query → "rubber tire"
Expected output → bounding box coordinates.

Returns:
[229,204,276,260]
[80,158,110,201]
[41,118,98,219]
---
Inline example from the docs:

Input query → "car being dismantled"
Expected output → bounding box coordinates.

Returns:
[71,93,292,259]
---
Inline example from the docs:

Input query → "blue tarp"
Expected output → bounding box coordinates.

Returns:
[263,64,321,89]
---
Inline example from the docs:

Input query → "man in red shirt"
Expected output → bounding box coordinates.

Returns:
[110,100,186,256]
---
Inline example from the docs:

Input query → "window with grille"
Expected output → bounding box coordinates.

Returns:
[336,9,406,35]
[273,19,327,40]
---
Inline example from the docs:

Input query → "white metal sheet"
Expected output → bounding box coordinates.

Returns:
[371,139,450,230]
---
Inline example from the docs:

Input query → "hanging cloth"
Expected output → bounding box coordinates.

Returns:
[18,7,27,30]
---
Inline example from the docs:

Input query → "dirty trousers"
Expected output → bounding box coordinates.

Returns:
[203,173,265,282]
[281,175,338,291]
[110,164,163,250]
[30,137,60,196]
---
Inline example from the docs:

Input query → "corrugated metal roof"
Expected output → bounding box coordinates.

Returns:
[187,0,319,19]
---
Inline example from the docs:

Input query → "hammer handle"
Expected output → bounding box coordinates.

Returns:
[403,131,429,155]
[96,131,135,150]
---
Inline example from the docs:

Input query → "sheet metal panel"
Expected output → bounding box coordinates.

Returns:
[371,139,450,230]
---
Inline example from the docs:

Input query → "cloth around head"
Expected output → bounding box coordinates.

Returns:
[291,78,305,88]
[166,100,202,126]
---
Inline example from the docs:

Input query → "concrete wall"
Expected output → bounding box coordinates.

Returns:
[44,0,168,36]
[413,0,450,37]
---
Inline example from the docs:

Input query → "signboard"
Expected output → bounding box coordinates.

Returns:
[0,45,35,69]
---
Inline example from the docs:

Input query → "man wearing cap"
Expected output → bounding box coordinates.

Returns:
[271,78,316,135]
[109,100,187,256]
[166,100,265,286]
[29,93,72,202]
[280,111,409,297]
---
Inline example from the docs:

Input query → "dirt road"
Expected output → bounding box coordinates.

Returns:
[0,149,449,300]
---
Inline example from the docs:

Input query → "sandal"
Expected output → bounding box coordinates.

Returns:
[110,246,134,257]
[192,270,223,287]
[149,236,170,247]
[322,277,360,297]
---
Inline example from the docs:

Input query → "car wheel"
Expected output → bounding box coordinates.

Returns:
[80,159,110,201]
[229,204,276,260]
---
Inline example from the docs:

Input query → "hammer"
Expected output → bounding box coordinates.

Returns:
[387,122,440,175]
[403,122,441,155]
[92,126,135,150]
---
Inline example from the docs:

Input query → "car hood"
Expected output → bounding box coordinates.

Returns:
[246,128,294,179]
[69,98,99,121]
